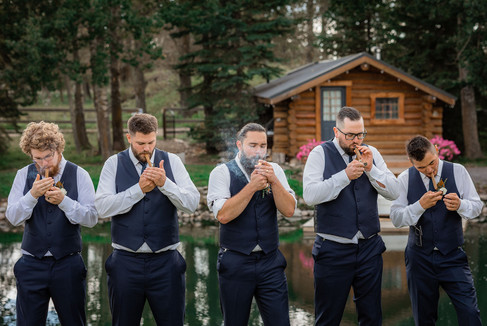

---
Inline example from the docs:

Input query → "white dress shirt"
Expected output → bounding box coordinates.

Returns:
[207,154,297,219]
[303,138,400,244]
[95,149,200,253]
[390,160,483,228]
[6,156,98,256]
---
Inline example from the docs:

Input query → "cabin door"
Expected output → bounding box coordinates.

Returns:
[320,87,346,141]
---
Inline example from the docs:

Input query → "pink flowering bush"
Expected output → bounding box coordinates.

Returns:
[296,139,324,162]
[430,135,461,160]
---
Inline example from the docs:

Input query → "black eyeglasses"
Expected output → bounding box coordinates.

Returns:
[336,128,367,140]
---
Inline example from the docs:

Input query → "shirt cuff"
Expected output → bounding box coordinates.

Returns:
[58,195,73,212]
[24,191,39,208]
[158,177,175,194]
[410,201,426,223]
[337,170,351,187]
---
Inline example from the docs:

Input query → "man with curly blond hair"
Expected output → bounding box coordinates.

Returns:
[6,121,98,325]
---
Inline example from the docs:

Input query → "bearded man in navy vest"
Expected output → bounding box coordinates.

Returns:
[303,106,400,326]
[390,135,483,326]
[207,123,296,326]
[95,113,200,326]
[6,121,98,325]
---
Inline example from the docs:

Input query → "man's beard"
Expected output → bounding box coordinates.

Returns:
[37,157,61,178]
[240,152,265,176]
[338,138,358,156]
[132,146,152,163]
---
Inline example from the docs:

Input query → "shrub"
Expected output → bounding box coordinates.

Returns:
[296,139,324,162]
[430,135,461,160]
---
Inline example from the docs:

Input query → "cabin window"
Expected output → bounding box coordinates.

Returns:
[370,92,405,124]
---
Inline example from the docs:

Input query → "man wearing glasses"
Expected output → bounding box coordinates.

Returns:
[303,106,399,325]
[6,121,98,325]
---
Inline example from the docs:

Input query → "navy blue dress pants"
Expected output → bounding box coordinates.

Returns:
[217,248,290,326]
[405,246,482,326]
[13,253,87,326]
[312,234,386,326]
[105,249,186,326]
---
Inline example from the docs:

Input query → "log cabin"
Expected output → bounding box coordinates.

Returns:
[254,52,456,174]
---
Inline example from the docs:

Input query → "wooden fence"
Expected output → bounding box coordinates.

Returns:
[1,107,205,138]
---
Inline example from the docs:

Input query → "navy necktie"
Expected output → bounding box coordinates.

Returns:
[428,177,435,191]
[140,161,147,174]
[348,155,353,163]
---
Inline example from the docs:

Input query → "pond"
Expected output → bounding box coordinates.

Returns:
[0,223,486,325]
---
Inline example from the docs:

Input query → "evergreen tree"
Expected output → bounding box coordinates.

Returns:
[163,0,297,153]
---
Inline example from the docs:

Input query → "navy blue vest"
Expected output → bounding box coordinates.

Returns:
[22,161,81,259]
[112,149,179,251]
[315,141,379,238]
[407,161,463,254]
[219,160,279,255]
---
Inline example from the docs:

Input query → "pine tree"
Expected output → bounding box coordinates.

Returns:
[163,0,297,153]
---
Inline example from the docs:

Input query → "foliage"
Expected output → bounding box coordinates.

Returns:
[162,0,298,153]
[430,135,461,161]
[296,139,324,162]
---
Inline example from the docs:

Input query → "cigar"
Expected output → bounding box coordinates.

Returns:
[44,169,49,179]
[144,154,153,167]
[354,147,367,166]
[354,147,362,160]
[431,175,438,190]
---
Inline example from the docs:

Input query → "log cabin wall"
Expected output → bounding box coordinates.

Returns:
[272,65,444,158]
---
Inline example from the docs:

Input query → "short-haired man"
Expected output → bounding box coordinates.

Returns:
[95,113,200,326]
[6,121,98,325]
[390,135,483,326]
[303,106,400,325]
[207,122,296,326]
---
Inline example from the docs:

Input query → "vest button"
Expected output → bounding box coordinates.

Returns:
[47,221,52,224]
[144,197,149,201]
[144,235,148,239]
[47,232,52,237]
[48,209,52,213]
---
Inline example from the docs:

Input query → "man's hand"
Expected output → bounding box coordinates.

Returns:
[45,186,65,205]
[249,168,269,192]
[255,160,277,185]
[139,175,157,193]
[356,145,373,172]
[443,192,461,211]
[419,191,443,209]
[142,160,167,187]
[345,160,366,180]
[30,174,54,199]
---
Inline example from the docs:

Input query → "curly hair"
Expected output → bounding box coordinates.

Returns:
[19,121,65,155]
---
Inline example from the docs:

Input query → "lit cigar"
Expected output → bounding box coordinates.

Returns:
[144,154,153,167]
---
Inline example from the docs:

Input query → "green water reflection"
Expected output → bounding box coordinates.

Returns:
[0,224,485,325]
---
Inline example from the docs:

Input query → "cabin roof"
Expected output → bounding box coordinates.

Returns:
[254,52,456,106]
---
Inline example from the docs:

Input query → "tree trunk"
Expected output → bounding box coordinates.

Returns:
[65,76,81,152]
[110,53,125,151]
[93,84,111,160]
[134,64,147,112]
[459,65,482,159]
[84,78,92,100]
[90,38,111,160]
[306,0,315,63]
[74,80,92,150]
[178,33,192,108]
